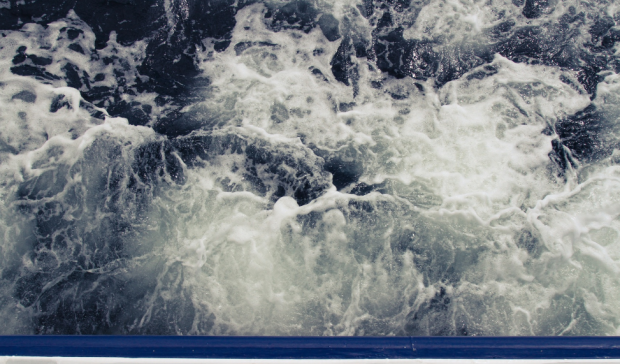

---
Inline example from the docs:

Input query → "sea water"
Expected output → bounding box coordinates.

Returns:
[0,0,620,336]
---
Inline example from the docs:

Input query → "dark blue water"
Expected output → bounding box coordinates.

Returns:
[1,0,620,336]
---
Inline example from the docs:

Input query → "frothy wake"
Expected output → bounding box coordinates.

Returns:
[0,0,620,336]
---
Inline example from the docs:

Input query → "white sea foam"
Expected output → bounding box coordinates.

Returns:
[0,0,619,336]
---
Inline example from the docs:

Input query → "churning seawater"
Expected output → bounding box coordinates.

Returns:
[1,0,620,336]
